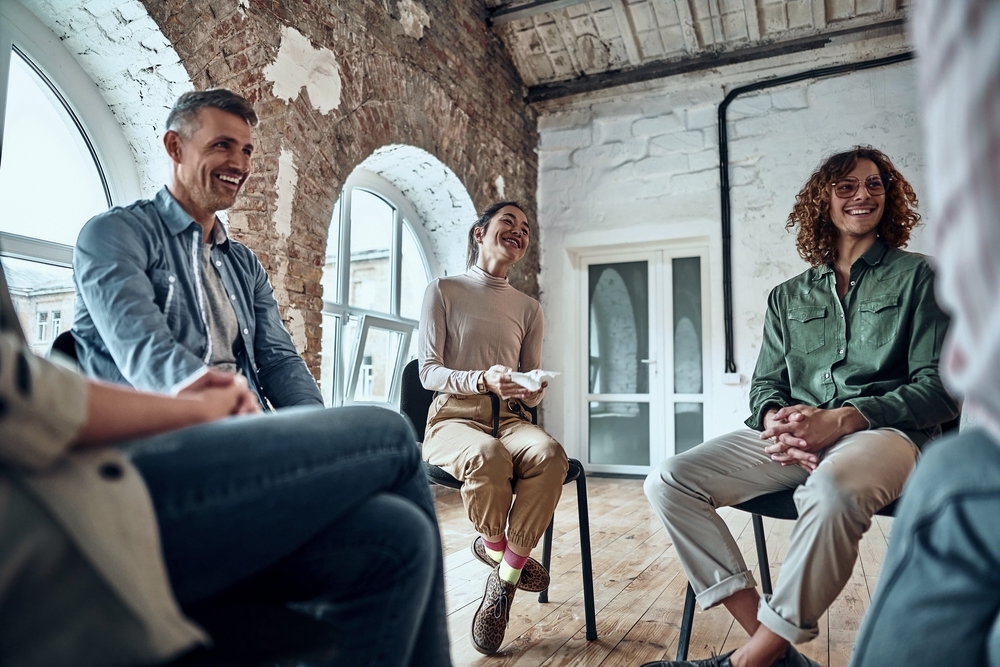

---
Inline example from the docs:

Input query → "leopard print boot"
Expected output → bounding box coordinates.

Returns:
[471,565,518,654]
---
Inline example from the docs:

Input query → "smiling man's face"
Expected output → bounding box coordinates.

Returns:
[166,106,253,224]
[828,158,885,242]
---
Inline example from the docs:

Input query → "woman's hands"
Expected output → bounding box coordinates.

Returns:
[482,365,548,401]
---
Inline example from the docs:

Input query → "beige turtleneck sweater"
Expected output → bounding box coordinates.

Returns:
[418,265,545,405]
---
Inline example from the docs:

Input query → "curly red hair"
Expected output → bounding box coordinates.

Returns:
[785,146,920,267]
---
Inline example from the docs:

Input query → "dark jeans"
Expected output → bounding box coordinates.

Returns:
[851,428,1000,667]
[123,405,452,667]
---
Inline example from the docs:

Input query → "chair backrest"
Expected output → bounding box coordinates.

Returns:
[49,330,79,365]
[400,359,434,442]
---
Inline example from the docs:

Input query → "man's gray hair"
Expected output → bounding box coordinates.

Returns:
[166,89,258,137]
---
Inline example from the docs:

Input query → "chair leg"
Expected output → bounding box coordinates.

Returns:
[575,472,598,641]
[677,583,696,661]
[752,513,772,596]
[537,517,555,603]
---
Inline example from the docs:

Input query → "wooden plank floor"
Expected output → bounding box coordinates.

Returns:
[434,477,891,667]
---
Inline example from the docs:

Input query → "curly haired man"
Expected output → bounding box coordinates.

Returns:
[640,147,959,667]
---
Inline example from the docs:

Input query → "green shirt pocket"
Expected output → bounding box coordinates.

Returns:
[858,293,900,347]
[787,306,827,353]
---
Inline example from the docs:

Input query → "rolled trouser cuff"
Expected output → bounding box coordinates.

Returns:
[696,570,757,610]
[757,595,819,644]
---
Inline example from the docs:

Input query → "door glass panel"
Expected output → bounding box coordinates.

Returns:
[589,401,649,466]
[588,261,648,394]
[675,402,704,454]
[1,257,76,356]
[0,51,108,245]
[673,257,703,394]
[348,189,392,312]
[400,221,429,320]
[351,326,402,403]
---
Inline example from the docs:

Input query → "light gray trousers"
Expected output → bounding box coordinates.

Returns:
[644,427,918,643]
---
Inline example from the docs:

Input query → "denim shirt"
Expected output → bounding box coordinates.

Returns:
[746,240,959,447]
[71,187,323,409]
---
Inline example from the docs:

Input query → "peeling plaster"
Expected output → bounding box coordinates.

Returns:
[264,25,342,114]
[398,0,430,40]
[495,174,506,198]
[273,147,297,238]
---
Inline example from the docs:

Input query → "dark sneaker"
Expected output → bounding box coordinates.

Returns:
[639,645,820,667]
[639,650,734,667]
[471,566,518,654]
[470,537,550,593]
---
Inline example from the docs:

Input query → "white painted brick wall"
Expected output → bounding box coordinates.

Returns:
[21,0,191,198]
[537,58,926,460]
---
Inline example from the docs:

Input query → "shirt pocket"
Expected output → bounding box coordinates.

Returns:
[787,306,827,353]
[858,293,900,347]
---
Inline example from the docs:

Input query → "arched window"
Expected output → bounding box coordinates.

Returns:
[320,169,435,407]
[0,1,139,354]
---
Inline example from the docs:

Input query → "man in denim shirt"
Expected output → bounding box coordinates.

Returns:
[642,147,958,667]
[71,89,322,409]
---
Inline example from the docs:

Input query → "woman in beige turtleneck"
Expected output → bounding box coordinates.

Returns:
[418,201,569,655]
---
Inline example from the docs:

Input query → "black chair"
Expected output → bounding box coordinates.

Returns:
[674,415,962,660]
[49,330,79,365]
[399,359,597,641]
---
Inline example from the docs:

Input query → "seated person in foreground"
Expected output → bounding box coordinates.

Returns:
[851,2,1000,665]
[71,88,322,408]
[418,201,569,655]
[641,147,959,667]
[0,258,452,667]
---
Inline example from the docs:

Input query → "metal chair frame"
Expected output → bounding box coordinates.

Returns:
[400,359,597,641]
[675,492,897,660]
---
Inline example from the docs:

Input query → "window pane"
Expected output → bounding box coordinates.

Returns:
[2,256,76,356]
[675,402,704,454]
[673,257,703,394]
[348,189,392,313]
[320,312,341,406]
[588,261,649,394]
[322,196,342,305]
[351,327,402,403]
[589,401,649,466]
[400,220,430,320]
[0,51,108,246]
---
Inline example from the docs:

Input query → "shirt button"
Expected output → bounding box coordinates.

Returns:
[850,281,856,286]
[215,261,222,267]
[243,328,249,335]
[168,275,176,283]
[230,294,237,300]
[838,349,844,354]
[840,313,845,318]
[824,372,830,378]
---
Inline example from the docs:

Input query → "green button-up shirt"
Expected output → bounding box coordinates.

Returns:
[745,240,959,448]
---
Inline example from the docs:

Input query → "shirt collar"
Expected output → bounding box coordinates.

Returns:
[814,238,888,278]
[155,186,231,248]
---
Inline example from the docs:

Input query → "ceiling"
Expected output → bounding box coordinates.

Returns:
[484,0,909,102]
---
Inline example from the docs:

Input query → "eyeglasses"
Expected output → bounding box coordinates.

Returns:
[832,175,887,198]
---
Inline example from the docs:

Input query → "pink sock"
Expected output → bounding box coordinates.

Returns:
[499,549,529,584]
[482,536,507,553]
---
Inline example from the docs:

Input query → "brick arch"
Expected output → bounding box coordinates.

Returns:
[139,0,538,375]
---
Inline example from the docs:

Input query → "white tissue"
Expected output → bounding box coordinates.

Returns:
[509,369,560,392]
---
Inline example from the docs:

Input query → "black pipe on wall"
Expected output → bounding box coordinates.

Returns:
[717,51,915,374]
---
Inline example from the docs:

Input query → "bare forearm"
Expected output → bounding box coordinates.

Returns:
[832,405,869,438]
[73,380,213,449]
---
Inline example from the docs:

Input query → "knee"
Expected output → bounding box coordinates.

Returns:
[644,457,693,511]
[462,441,513,480]
[796,468,867,527]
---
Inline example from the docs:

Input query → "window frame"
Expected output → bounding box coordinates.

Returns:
[322,169,438,407]
[0,0,141,268]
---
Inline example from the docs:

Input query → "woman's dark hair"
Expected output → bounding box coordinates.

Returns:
[466,200,525,269]
[785,146,920,267]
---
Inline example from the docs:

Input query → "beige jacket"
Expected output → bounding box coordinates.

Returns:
[0,265,206,666]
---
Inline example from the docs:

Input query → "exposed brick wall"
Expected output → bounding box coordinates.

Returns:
[138,0,539,375]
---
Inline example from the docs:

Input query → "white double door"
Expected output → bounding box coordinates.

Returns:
[580,245,710,475]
